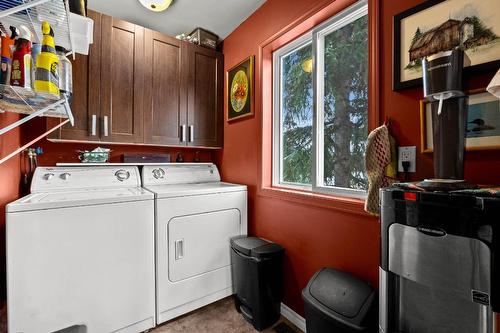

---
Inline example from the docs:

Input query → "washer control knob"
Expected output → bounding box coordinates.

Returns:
[115,169,130,182]
[60,172,71,180]
[152,168,165,179]
[43,173,54,180]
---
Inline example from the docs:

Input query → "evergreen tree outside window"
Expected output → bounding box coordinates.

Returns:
[272,0,368,198]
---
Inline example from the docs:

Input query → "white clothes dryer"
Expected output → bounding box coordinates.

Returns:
[141,164,247,324]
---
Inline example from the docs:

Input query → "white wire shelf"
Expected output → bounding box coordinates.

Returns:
[0,0,83,165]
[0,84,74,135]
[0,0,74,54]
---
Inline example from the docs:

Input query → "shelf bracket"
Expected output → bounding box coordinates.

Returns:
[0,118,70,165]
[63,98,74,126]
[0,98,67,136]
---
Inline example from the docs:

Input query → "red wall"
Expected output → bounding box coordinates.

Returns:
[217,0,500,316]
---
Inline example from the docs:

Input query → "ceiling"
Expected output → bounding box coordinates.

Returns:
[88,0,266,41]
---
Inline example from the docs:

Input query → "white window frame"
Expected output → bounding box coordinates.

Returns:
[272,0,368,199]
[272,33,313,191]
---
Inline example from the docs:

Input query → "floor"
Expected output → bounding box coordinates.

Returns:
[0,297,302,333]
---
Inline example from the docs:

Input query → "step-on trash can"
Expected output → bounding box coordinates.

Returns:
[302,268,376,332]
[230,236,284,331]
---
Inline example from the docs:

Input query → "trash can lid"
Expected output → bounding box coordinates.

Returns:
[231,236,284,259]
[302,268,375,328]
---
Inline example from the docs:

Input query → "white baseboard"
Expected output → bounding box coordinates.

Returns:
[280,302,306,332]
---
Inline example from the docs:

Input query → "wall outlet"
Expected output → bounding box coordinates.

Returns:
[398,146,416,172]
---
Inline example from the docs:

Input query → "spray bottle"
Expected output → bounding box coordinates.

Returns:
[10,25,32,88]
[0,32,15,85]
[34,21,59,96]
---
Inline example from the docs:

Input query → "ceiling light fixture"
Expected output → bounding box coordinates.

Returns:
[138,0,173,12]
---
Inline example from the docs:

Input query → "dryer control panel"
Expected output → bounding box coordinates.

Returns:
[142,164,221,186]
[31,166,142,193]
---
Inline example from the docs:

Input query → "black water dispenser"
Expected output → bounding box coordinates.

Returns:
[379,188,500,333]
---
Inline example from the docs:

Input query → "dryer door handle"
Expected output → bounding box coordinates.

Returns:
[175,239,184,260]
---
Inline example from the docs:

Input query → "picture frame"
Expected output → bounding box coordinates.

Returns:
[227,56,254,121]
[420,89,500,152]
[393,0,500,90]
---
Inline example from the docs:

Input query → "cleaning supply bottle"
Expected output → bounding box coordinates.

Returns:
[10,25,32,88]
[55,46,72,103]
[0,32,15,85]
[31,43,42,89]
[34,21,59,96]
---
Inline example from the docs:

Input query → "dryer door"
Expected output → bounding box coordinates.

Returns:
[155,190,247,324]
[168,209,240,282]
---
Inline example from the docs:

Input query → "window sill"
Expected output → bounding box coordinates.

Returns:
[258,185,372,216]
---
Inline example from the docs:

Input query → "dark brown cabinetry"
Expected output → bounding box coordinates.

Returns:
[187,45,223,147]
[143,30,187,146]
[49,11,223,148]
[100,15,144,143]
[48,10,101,141]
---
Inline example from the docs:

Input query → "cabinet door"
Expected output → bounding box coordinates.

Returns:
[143,30,187,145]
[100,15,144,143]
[187,45,223,148]
[47,10,101,141]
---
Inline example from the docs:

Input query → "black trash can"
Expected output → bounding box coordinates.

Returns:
[302,268,376,332]
[230,236,284,331]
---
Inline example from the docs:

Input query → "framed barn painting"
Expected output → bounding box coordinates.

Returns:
[393,0,500,90]
[227,56,254,121]
[420,89,500,152]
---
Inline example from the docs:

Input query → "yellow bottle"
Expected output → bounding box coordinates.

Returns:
[34,21,59,96]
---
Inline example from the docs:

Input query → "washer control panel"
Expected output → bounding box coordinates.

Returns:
[32,166,141,193]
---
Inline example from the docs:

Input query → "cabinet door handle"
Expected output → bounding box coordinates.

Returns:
[91,114,97,136]
[175,239,184,260]
[180,124,186,142]
[189,125,194,142]
[103,116,109,137]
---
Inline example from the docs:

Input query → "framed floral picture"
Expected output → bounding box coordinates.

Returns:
[393,0,500,90]
[420,89,500,152]
[227,56,254,121]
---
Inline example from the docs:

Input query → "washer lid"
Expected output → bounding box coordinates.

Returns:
[6,187,153,212]
[144,182,246,198]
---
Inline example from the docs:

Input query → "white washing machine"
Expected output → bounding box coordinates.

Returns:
[141,164,247,324]
[6,166,155,333]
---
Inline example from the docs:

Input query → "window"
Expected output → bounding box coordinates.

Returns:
[273,0,368,198]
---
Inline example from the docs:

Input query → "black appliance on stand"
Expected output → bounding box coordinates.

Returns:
[379,48,500,332]
[418,49,473,190]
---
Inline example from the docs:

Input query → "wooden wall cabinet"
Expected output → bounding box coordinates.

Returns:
[48,10,101,141]
[49,11,223,148]
[143,30,187,146]
[187,44,223,148]
[100,15,145,143]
